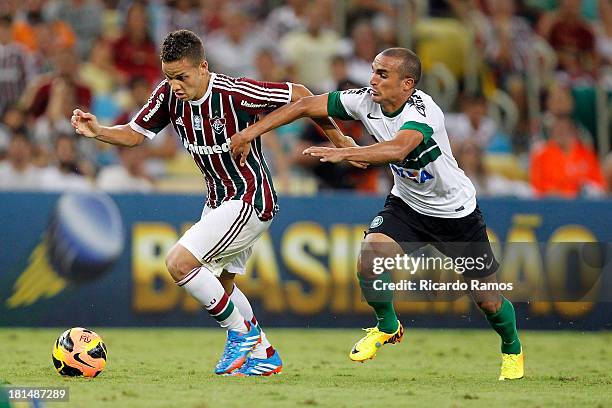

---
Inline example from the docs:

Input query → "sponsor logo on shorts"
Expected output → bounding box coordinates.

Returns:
[370,216,383,229]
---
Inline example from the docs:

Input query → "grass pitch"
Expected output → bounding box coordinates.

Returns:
[1,328,611,408]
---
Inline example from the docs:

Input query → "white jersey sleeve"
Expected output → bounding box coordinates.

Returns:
[326,88,372,121]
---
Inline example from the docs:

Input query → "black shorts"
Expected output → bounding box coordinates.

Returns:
[366,194,499,278]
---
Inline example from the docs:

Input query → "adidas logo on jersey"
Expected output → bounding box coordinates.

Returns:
[175,117,184,126]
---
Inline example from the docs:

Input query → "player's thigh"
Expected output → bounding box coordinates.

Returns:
[432,206,499,279]
[165,242,203,281]
[360,195,427,278]
[361,194,425,264]
[367,194,428,246]
[178,200,267,265]
[359,233,401,279]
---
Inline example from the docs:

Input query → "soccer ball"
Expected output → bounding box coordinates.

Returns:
[52,328,107,377]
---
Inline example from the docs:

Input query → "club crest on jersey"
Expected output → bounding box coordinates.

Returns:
[210,115,226,134]
[193,115,203,130]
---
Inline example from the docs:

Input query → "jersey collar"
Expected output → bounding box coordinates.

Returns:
[189,72,216,105]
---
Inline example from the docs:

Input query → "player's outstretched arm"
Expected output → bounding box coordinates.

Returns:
[290,84,357,149]
[71,109,145,147]
[231,94,333,165]
[304,129,424,165]
[290,84,367,169]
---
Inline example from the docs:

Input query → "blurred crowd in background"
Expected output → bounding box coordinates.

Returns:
[0,0,610,198]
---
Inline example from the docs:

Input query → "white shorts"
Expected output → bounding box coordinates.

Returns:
[178,199,271,277]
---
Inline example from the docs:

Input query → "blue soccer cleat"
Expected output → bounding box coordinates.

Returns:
[228,350,283,376]
[214,323,261,375]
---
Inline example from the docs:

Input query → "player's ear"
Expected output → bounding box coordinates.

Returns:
[403,77,414,91]
[200,59,208,74]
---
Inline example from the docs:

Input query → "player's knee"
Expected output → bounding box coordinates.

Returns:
[357,250,385,280]
[164,252,183,282]
[359,233,400,279]
[357,255,365,278]
[165,249,198,282]
[477,299,502,314]
[357,252,373,279]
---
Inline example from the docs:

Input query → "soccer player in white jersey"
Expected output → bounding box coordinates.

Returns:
[71,30,358,377]
[231,48,524,380]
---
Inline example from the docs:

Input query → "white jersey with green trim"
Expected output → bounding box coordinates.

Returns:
[327,87,476,218]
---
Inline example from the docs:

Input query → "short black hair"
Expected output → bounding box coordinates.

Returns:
[380,48,421,84]
[160,30,205,65]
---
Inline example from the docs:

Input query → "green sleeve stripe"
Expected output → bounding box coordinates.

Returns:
[327,91,353,120]
[399,121,434,143]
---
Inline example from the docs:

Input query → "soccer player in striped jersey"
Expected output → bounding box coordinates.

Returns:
[231,48,524,380]
[71,29,359,376]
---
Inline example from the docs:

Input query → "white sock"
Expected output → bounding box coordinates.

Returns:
[230,284,273,358]
[178,267,247,333]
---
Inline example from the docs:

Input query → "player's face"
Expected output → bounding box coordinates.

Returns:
[162,58,209,101]
[369,55,414,106]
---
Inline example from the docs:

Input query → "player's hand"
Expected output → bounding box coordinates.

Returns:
[71,109,101,138]
[231,129,256,166]
[302,146,348,163]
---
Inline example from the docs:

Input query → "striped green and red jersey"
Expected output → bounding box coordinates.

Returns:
[129,73,292,220]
